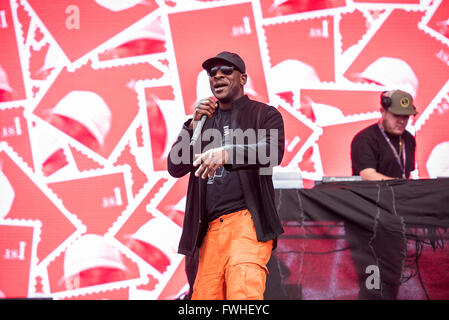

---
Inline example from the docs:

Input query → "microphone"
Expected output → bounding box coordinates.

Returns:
[190,114,207,146]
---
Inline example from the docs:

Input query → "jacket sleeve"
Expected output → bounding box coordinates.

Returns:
[167,119,195,178]
[224,106,285,171]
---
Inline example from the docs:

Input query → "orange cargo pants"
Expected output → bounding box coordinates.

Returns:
[191,209,273,300]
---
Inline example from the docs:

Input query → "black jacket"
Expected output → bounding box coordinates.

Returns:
[167,95,285,256]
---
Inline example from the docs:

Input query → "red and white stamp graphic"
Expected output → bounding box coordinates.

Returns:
[339,9,370,54]
[0,143,85,266]
[344,9,449,121]
[352,0,420,4]
[60,287,130,300]
[168,1,269,115]
[159,0,231,10]
[25,21,70,90]
[28,40,58,83]
[109,178,183,278]
[0,106,34,170]
[139,84,187,172]
[155,257,189,299]
[114,140,148,198]
[15,0,32,46]
[48,168,132,235]
[69,143,104,172]
[25,0,159,64]
[275,101,320,168]
[28,119,79,179]
[98,14,167,62]
[31,61,164,160]
[420,0,449,46]
[415,95,449,178]
[259,0,347,19]
[46,234,142,297]
[299,88,382,126]
[263,13,337,107]
[152,175,189,228]
[0,0,27,103]
[0,219,40,298]
[317,117,379,176]
[337,8,389,77]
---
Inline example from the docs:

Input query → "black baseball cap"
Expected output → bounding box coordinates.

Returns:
[202,51,246,74]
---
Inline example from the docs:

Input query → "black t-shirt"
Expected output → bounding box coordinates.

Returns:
[351,123,416,178]
[205,108,247,222]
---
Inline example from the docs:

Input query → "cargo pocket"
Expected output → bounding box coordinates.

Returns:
[225,262,268,300]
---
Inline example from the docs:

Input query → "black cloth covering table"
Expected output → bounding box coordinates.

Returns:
[265,178,449,299]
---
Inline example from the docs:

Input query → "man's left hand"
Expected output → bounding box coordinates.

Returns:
[193,147,229,179]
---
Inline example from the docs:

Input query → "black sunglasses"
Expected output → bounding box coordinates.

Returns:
[207,65,235,77]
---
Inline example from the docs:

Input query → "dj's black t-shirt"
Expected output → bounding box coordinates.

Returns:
[205,108,247,222]
[351,123,416,178]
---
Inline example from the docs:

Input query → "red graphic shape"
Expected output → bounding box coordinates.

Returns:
[156,175,189,227]
[113,179,167,245]
[344,10,449,118]
[157,257,188,300]
[169,2,269,114]
[32,61,163,159]
[0,0,26,102]
[48,172,129,235]
[277,105,315,167]
[0,107,34,170]
[340,9,369,52]
[426,0,449,41]
[300,89,381,120]
[29,42,51,81]
[259,0,347,18]
[353,0,419,3]
[0,223,36,298]
[416,98,449,178]
[298,146,315,173]
[98,16,166,61]
[113,178,182,275]
[264,15,335,82]
[146,87,171,172]
[69,145,104,171]
[47,237,140,294]
[0,150,80,263]
[42,148,69,177]
[317,118,378,176]
[16,1,32,45]
[27,0,159,63]
[114,142,148,197]
[145,85,186,172]
[136,273,158,291]
[62,287,130,300]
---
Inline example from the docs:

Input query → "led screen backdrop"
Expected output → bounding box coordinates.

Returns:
[0,0,448,299]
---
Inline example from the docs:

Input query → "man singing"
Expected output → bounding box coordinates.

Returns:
[167,51,285,300]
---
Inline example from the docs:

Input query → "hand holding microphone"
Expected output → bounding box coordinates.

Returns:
[190,97,218,146]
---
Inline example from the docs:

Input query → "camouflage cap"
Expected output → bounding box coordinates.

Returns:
[382,89,418,116]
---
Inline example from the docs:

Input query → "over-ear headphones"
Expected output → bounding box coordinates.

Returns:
[380,91,392,110]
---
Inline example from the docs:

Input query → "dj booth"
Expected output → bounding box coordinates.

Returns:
[265,178,449,300]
